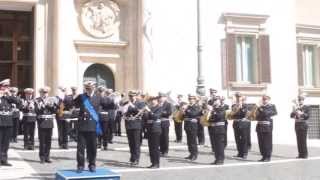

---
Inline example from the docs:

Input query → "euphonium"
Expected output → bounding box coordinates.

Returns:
[246,104,258,121]
[173,110,184,123]
[173,104,187,123]
[200,105,212,127]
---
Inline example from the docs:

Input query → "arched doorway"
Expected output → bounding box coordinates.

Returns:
[83,64,115,90]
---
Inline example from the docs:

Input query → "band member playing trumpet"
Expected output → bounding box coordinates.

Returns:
[22,88,37,150]
[230,92,250,159]
[208,97,226,165]
[0,79,19,166]
[124,90,147,166]
[183,94,202,161]
[290,95,310,159]
[145,95,162,168]
[256,95,277,162]
[35,87,59,164]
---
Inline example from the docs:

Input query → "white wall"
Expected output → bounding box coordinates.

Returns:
[147,0,299,144]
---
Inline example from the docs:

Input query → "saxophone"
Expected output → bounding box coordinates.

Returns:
[200,104,211,127]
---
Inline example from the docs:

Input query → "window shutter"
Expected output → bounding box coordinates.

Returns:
[297,44,304,86]
[226,34,236,82]
[258,35,271,83]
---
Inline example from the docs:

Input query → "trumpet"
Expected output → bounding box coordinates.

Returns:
[292,99,303,119]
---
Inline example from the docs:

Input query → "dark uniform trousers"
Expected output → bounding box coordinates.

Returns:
[11,115,19,141]
[58,118,70,148]
[224,120,228,148]
[257,131,272,159]
[125,119,142,163]
[38,118,54,161]
[197,121,205,145]
[0,127,12,163]
[77,131,97,167]
[184,120,198,158]
[147,120,161,166]
[208,127,215,152]
[160,119,170,154]
[115,111,122,136]
[23,121,35,148]
[295,122,308,158]
[212,126,225,162]
[99,120,109,148]
[174,121,183,142]
[233,120,250,157]
[126,129,141,162]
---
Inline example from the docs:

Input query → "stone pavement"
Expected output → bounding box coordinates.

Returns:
[3,135,320,180]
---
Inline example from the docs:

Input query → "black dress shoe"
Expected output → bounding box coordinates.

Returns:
[45,159,52,163]
[263,158,271,162]
[214,160,224,165]
[190,156,197,161]
[109,141,113,144]
[77,166,84,173]
[40,159,45,164]
[184,155,192,160]
[89,165,96,172]
[1,162,12,166]
[148,164,160,169]
[103,146,108,150]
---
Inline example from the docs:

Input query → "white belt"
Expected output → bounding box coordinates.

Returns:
[234,118,250,122]
[23,113,36,117]
[209,122,225,127]
[161,118,170,122]
[257,121,271,125]
[185,118,197,123]
[63,111,72,115]
[38,114,55,119]
[0,111,13,116]
[100,112,109,115]
[295,119,306,123]
[125,117,140,121]
[147,120,161,124]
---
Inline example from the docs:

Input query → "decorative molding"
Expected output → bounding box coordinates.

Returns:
[296,24,320,45]
[299,87,320,97]
[74,40,128,48]
[228,82,268,97]
[222,13,269,34]
[80,0,120,39]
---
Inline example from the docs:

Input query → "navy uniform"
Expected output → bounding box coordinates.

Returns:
[183,94,202,161]
[115,93,126,136]
[231,92,250,159]
[124,91,146,166]
[59,92,76,149]
[105,89,117,144]
[290,95,310,159]
[69,86,79,142]
[0,79,17,166]
[21,88,37,150]
[220,97,229,148]
[98,87,116,150]
[56,87,70,149]
[74,81,102,173]
[208,98,226,165]
[173,95,184,143]
[35,87,59,164]
[9,87,22,143]
[158,92,172,156]
[255,95,277,162]
[145,96,162,168]
[207,88,219,152]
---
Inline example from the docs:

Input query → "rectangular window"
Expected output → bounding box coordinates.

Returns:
[303,45,318,87]
[235,36,258,83]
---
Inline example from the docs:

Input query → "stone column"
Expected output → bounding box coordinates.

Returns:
[33,0,48,94]
[196,0,205,96]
